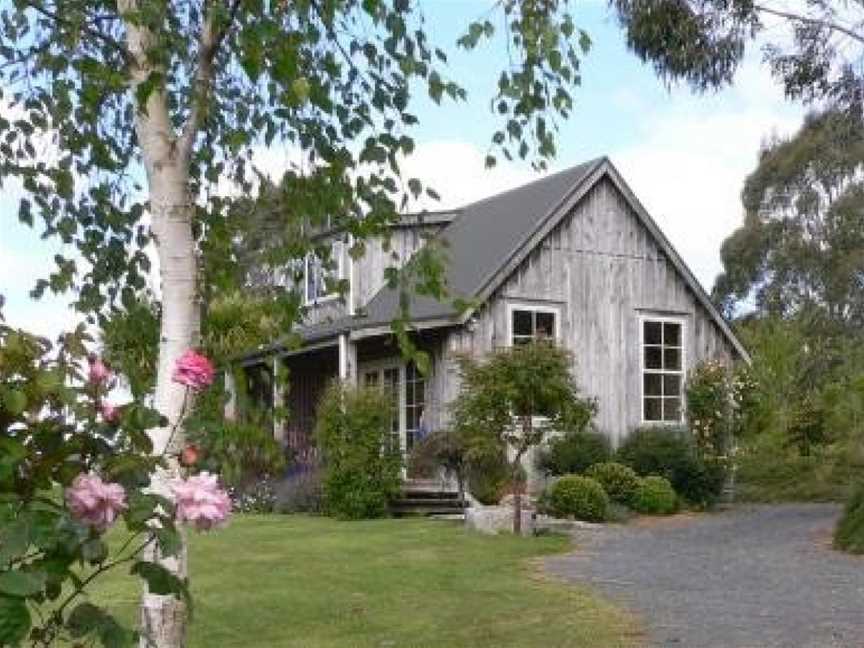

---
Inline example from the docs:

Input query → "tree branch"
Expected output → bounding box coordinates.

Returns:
[753,3,864,46]
[20,0,131,63]
[178,0,242,161]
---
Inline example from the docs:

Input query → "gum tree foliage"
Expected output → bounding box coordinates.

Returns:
[0,1,592,642]
[451,342,595,534]
[713,110,864,328]
[612,1,864,113]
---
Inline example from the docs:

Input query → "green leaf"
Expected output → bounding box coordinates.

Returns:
[131,561,191,614]
[154,527,183,559]
[0,594,30,645]
[67,602,135,648]
[0,570,46,597]
[81,538,108,565]
[0,520,30,566]
[1,390,27,416]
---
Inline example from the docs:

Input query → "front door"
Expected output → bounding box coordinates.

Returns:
[362,360,427,476]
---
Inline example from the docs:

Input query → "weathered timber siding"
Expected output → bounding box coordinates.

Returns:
[353,224,443,308]
[301,224,443,328]
[437,177,736,446]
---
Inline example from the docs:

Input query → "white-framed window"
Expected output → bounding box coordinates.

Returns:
[362,360,426,455]
[640,316,686,424]
[508,303,559,346]
[304,240,344,305]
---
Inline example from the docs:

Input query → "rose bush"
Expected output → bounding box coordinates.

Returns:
[0,322,229,647]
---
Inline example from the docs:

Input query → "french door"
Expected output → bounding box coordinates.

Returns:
[362,360,426,470]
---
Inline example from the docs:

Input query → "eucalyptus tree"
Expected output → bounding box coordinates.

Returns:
[613,1,864,113]
[713,109,864,328]
[1,1,595,644]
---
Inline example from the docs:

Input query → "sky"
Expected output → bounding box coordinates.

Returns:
[0,2,805,342]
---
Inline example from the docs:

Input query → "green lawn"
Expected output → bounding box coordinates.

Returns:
[91,515,639,648]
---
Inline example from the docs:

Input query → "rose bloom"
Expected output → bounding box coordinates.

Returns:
[87,356,111,386]
[100,402,121,424]
[170,472,231,531]
[65,473,127,532]
[180,444,200,467]
[172,350,215,391]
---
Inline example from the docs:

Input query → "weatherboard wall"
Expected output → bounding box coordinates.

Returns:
[438,177,736,446]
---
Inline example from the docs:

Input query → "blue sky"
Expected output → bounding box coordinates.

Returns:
[1,2,804,340]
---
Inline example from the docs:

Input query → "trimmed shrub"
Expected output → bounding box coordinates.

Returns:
[633,476,679,515]
[617,426,727,508]
[315,383,403,519]
[617,425,692,477]
[547,475,609,522]
[586,462,640,507]
[834,482,864,554]
[536,429,612,476]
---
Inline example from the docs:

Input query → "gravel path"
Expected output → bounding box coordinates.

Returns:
[545,504,864,648]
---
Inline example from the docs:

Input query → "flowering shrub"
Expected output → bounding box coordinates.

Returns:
[0,323,229,646]
[686,359,754,457]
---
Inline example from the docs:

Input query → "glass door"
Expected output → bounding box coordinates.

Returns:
[361,361,427,474]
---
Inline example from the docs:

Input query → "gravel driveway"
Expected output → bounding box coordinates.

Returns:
[545,504,864,648]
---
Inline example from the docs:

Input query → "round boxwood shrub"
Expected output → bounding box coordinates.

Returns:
[536,430,611,476]
[834,482,864,554]
[586,462,640,507]
[548,475,609,522]
[633,476,679,515]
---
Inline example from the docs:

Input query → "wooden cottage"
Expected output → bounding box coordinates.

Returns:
[233,157,748,483]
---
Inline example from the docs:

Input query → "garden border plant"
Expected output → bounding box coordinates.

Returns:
[0,322,231,647]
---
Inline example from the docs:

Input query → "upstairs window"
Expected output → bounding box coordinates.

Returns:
[304,240,344,305]
[510,306,557,345]
[642,318,684,423]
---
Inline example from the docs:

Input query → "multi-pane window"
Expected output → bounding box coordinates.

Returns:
[404,361,426,452]
[304,241,343,304]
[642,319,684,423]
[511,308,557,345]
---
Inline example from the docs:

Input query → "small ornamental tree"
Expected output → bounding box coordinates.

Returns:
[451,342,596,534]
[0,320,229,647]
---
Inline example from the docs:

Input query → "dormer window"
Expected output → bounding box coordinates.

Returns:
[304,240,344,305]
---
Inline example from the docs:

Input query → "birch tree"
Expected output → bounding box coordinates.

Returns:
[1,1,594,645]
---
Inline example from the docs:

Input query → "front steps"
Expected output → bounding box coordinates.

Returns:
[390,479,468,517]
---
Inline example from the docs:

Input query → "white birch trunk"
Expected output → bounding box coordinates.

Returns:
[119,3,200,646]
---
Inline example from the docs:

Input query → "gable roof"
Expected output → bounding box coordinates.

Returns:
[239,156,748,364]
[360,158,603,327]
[359,156,748,362]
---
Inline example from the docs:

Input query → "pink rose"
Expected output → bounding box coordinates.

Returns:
[172,350,215,391]
[65,473,127,532]
[87,356,111,386]
[170,472,231,531]
[100,402,121,424]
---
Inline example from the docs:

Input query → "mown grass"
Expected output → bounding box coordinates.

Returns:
[89,515,640,648]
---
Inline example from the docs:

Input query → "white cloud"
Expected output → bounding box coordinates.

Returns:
[611,61,803,289]
[400,140,537,211]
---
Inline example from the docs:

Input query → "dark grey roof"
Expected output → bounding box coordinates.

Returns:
[235,156,749,363]
[360,159,603,326]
